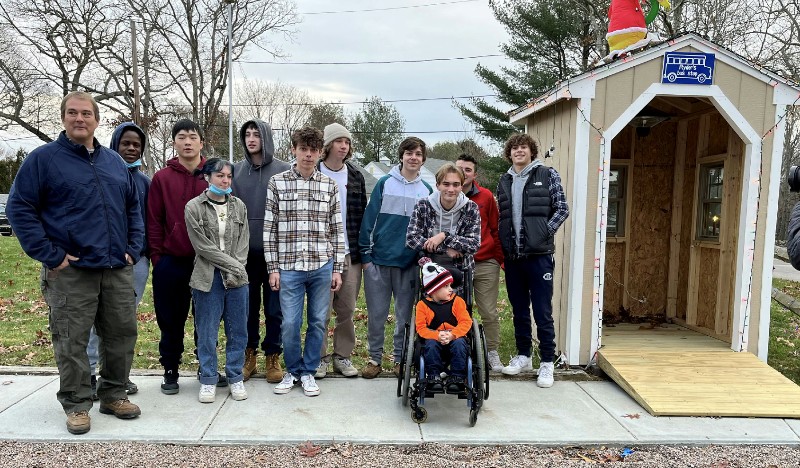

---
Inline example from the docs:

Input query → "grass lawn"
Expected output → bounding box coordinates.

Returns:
[3,235,800,385]
[0,236,520,373]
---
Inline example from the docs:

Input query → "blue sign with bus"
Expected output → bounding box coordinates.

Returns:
[662,52,715,85]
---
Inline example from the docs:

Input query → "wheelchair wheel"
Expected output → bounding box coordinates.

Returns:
[479,323,490,400]
[471,318,485,406]
[397,324,408,398]
[412,406,428,423]
[469,409,478,427]
[401,310,416,407]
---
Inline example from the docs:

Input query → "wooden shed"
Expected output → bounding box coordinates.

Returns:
[509,33,800,417]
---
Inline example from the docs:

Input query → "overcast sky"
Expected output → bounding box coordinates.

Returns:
[237,0,515,150]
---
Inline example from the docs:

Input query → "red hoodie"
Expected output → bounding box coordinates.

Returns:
[147,157,207,265]
[465,181,504,264]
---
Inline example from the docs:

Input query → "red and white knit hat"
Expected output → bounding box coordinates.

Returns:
[419,257,453,296]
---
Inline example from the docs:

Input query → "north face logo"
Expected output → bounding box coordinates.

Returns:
[534,181,543,186]
[543,273,552,281]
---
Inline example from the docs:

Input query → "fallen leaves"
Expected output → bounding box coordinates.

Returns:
[298,441,321,457]
[33,329,51,347]
[622,413,641,419]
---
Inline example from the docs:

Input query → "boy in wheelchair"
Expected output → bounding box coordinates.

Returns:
[415,257,472,394]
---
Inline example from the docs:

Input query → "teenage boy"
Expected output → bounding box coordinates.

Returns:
[496,133,569,388]
[232,120,289,383]
[147,119,209,395]
[265,126,345,397]
[315,123,366,378]
[359,137,432,378]
[455,154,505,372]
[87,122,149,399]
[7,92,143,434]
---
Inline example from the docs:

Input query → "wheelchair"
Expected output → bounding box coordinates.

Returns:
[396,263,490,427]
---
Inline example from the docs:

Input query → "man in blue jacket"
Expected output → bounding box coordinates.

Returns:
[6,92,144,435]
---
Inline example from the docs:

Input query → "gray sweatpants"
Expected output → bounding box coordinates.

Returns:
[363,263,419,363]
[41,265,137,414]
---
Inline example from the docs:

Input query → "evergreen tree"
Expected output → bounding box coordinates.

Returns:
[458,0,608,143]
[349,97,405,164]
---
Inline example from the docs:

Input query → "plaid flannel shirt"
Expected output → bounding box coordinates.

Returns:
[263,165,345,273]
[405,198,482,271]
[547,167,569,235]
[317,160,367,264]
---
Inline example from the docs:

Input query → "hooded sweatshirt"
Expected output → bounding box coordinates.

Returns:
[359,165,432,268]
[147,157,207,264]
[510,160,543,245]
[231,120,290,251]
[405,191,481,271]
[110,122,150,257]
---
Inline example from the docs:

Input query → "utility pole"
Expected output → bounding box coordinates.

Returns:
[130,19,142,127]
[226,0,236,163]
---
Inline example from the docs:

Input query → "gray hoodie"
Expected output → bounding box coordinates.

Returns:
[509,160,543,248]
[231,120,290,251]
[426,190,469,235]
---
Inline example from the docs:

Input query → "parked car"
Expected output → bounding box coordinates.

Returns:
[0,203,11,236]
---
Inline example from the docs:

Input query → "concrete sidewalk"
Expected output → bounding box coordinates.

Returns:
[1,371,799,445]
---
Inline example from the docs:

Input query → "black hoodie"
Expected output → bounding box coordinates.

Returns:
[231,119,290,251]
[110,122,150,257]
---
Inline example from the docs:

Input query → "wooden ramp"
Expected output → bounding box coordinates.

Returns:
[597,324,800,418]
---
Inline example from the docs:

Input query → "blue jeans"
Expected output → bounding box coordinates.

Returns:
[88,256,149,375]
[279,261,332,377]
[422,337,469,378]
[192,269,248,385]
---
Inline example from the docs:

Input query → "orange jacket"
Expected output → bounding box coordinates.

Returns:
[415,294,472,340]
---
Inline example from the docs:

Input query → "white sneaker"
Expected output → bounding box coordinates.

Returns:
[300,374,320,397]
[487,350,504,373]
[198,384,216,403]
[332,357,359,377]
[273,373,296,394]
[502,355,533,375]
[537,362,554,388]
[229,380,248,400]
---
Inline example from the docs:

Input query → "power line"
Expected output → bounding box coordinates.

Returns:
[238,54,503,65]
[302,0,480,15]
[158,94,499,108]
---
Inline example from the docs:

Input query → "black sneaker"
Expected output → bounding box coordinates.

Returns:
[446,375,466,394]
[125,379,138,395]
[427,375,444,393]
[90,375,99,401]
[161,369,179,395]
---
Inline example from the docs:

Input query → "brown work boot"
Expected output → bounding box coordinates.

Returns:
[66,410,90,435]
[393,363,401,378]
[265,353,283,383]
[99,398,141,419]
[361,360,382,379]
[243,348,258,381]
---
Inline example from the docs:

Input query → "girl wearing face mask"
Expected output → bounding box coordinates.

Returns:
[184,158,250,404]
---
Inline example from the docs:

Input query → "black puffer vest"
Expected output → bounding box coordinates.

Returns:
[497,166,554,257]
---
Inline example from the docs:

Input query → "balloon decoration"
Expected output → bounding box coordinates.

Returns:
[604,0,671,62]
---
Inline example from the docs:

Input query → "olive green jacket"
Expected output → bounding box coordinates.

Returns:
[184,193,249,291]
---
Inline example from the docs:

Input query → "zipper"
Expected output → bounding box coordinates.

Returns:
[89,152,114,268]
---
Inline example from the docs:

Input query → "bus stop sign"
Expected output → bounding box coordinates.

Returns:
[662,52,715,85]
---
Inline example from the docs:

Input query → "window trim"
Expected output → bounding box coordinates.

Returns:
[696,162,725,242]
[606,164,628,238]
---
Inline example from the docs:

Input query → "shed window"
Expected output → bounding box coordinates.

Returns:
[697,164,724,240]
[607,166,626,237]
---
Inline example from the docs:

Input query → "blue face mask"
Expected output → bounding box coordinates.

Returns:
[208,184,232,196]
[125,159,142,168]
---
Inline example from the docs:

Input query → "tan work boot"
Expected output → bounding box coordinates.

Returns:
[99,398,141,419]
[361,360,382,379]
[265,353,283,383]
[243,348,258,381]
[66,410,90,435]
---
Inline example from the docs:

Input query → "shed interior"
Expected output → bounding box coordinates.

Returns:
[602,97,744,343]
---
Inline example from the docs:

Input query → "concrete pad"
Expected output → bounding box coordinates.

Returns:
[577,381,800,444]
[418,381,633,444]
[0,374,57,412]
[203,378,423,444]
[0,376,225,443]
[782,418,800,439]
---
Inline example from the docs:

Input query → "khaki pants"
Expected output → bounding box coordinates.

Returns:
[473,259,501,351]
[41,265,137,414]
[321,254,362,359]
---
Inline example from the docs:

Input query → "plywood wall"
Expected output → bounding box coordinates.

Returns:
[697,247,721,329]
[676,119,699,320]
